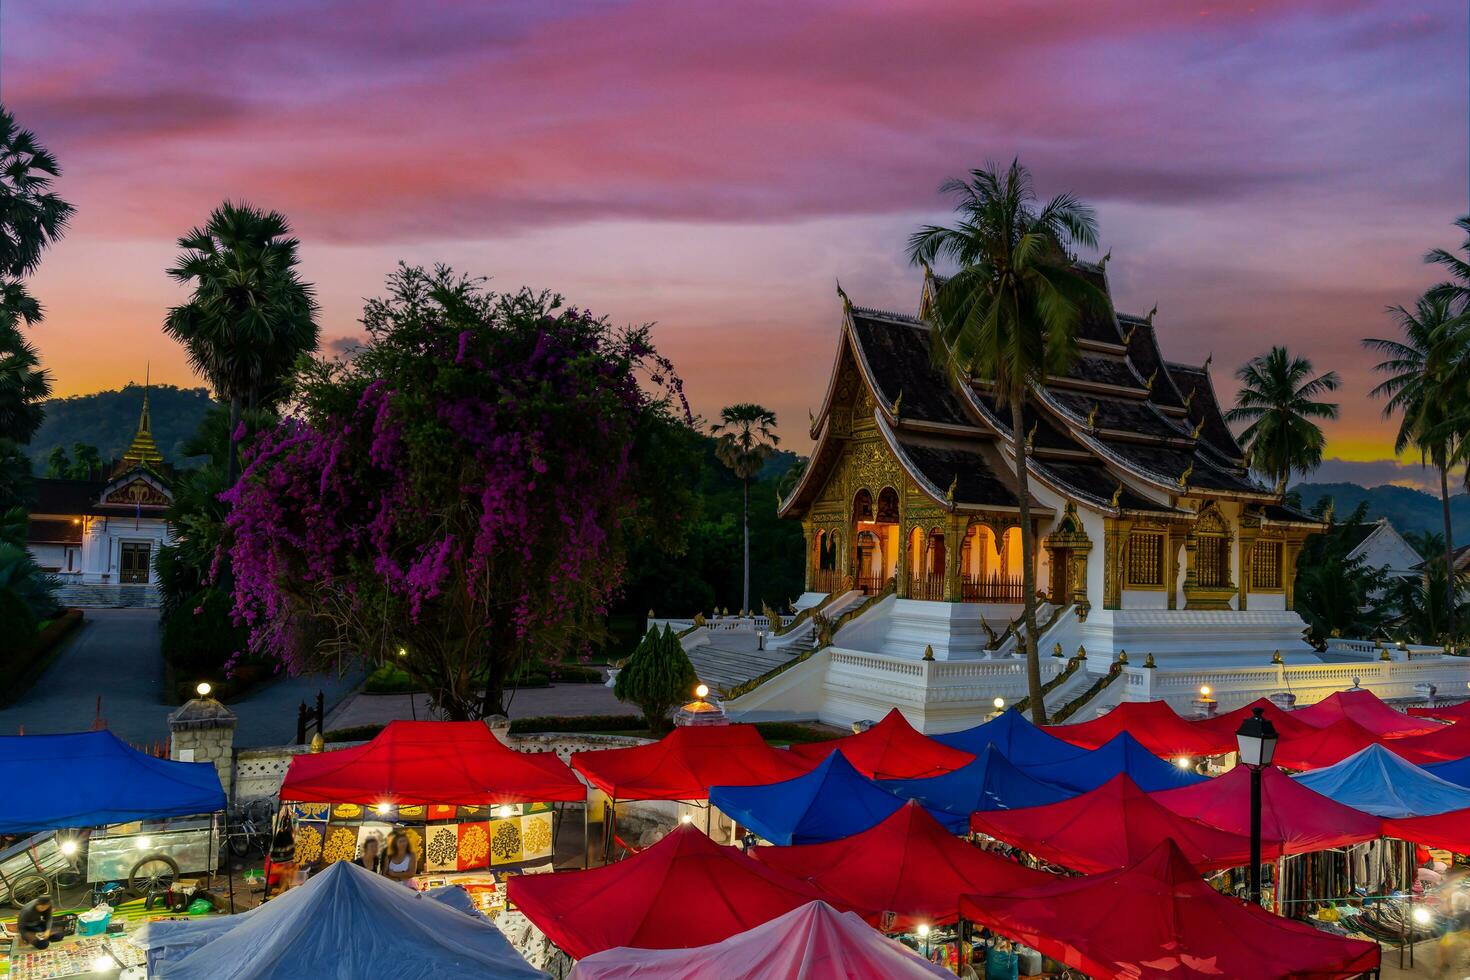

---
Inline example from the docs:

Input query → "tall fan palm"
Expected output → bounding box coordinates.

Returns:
[1223,347,1339,494]
[0,282,50,443]
[712,403,779,616]
[1364,292,1469,651]
[165,202,319,483]
[907,160,1104,725]
[0,106,74,278]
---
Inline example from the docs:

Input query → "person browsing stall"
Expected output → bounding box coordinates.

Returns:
[382,831,418,882]
[356,835,382,874]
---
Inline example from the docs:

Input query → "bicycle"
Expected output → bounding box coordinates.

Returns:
[222,798,277,859]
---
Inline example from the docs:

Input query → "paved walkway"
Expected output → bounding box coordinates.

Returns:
[0,608,359,748]
[325,678,638,731]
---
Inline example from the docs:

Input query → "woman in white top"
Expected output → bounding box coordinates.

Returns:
[382,831,419,882]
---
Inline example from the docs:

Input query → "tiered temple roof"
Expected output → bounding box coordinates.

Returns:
[783,266,1313,524]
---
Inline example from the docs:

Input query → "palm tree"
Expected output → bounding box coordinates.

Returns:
[165,202,319,484]
[907,160,1104,725]
[0,106,73,278]
[1364,293,1468,652]
[1223,347,1339,494]
[0,282,50,444]
[712,404,779,616]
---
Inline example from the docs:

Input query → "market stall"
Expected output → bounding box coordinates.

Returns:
[1192,697,1322,744]
[1017,731,1207,793]
[752,802,1050,933]
[877,744,1074,832]
[1293,743,1470,817]
[278,721,585,913]
[709,753,909,845]
[929,709,1087,765]
[1271,718,1381,772]
[1041,699,1237,759]
[1380,712,1470,764]
[1383,806,1470,853]
[568,901,952,980]
[504,824,841,961]
[1408,699,1470,723]
[132,859,544,979]
[968,773,1256,873]
[1424,754,1470,786]
[785,709,973,779]
[959,839,1381,980]
[1292,689,1443,738]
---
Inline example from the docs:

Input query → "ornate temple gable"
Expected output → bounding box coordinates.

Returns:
[844,306,980,434]
[1119,314,1187,414]
[99,470,171,508]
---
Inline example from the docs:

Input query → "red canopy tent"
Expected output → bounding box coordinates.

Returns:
[1383,807,1470,853]
[1152,765,1380,855]
[1292,689,1442,738]
[279,720,584,804]
[1271,718,1382,772]
[751,801,1051,931]
[960,839,1381,980]
[968,774,1256,873]
[504,824,845,960]
[1042,700,1236,759]
[569,725,814,801]
[1408,700,1470,723]
[1380,717,1470,764]
[786,709,973,779]
[1192,698,1320,745]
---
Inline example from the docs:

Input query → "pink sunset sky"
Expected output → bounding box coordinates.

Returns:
[7,1,1467,489]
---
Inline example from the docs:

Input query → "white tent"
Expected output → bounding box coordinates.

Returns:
[569,901,951,980]
[132,861,545,979]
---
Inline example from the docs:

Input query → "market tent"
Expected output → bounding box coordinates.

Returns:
[1424,755,1470,787]
[280,720,584,805]
[570,725,813,801]
[0,730,224,833]
[505,824,844,960]
[1380,715,1470,764]
[568,901,952,980]
[930,709,1088,765]
[1408,700,1470,722]
[878,745,1075,832]
[753,802,1052,931]
[1383,808,1470,853]
[133,860,544,979]
[1152,764,1380,855]
[968,773,1255,873]
[959,839,1381,980]
[1293,743,1470,818]
[1271,718,1381,772]
[710,752,909,845]
[787,709,973,779]
[1292,689,1442,738]
[1017,732,1207,793]
[1042,700,1236,759]
[1192,697,1321,744]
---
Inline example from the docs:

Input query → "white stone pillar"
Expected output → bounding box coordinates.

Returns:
[169,696,239,802]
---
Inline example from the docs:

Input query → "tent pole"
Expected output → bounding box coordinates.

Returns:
[705,800,712,837]
[582,798,589,870]
[220,811,235,914]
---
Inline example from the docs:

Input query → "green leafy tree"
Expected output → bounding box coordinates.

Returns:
[1365,291,1469,653]
[43,445,68,478]
[712,404,779,616]
[906,160,1104,724]
[1385,562,1468,648]
[164,202,319,484]
[0,106,74,279]
[0,282,50,445]
[66,443,100,480]
[0,506,57,621]
[1292,502,1383,644]
[1224,346,1339,494]
[613,625,699,733]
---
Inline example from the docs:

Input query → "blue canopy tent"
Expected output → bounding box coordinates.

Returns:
[1424,755,1470,788]
[878,744,1075,832]
[932,709,1087,765]
[710,752,911,845]
[0,731,225,833]
[1293,744,1470,818]
[1018,732,1207,794]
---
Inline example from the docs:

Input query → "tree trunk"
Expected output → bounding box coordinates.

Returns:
[742,477,751,616]
[226,395,242,488]
[1009,396,1047,724]
[1442,465,1458,652]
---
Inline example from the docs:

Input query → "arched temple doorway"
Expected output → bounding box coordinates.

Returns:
[851,488,899,594]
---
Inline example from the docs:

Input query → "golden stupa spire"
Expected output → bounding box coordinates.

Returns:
[118,364,165,471]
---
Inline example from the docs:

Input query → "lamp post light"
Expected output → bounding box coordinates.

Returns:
[916,922,930,959]
[1235,706,1278,906]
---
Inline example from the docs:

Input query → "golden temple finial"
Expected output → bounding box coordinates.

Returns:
[1182,388,1196,410]
[808,407,815,425]
[1144,368,1157,392]
[945,475,957,503]
[1203,352,1213,371]
[1116,649,1128,665]
[1143,652,1157,668]
[1086,402,1100,429]
[1110,482,1124,508]
[1146,304,1158,325]
[1025,420,1037,450]
[891,389,903,419]
[1121,322,1137,345]
[1177,461,1193,489]
[117,366,166,473]
[922,644,935,661]
[1076,644,1086,659]
[1052,642,1064,658]
[1190,417,1205,439]
[1099,249,1112,269]
[1271,650,1283,664]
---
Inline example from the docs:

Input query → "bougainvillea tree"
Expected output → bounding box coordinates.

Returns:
[223,264,692,718]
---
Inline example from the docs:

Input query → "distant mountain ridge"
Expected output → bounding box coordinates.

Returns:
[26,384,215,472]
[1292,481,1470,541]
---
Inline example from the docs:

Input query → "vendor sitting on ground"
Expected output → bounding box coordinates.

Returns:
[17,895,63,949]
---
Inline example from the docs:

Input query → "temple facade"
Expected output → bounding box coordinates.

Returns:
[27,389,174,600]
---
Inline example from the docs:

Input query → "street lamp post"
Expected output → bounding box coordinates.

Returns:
[1235,706,1278,906]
